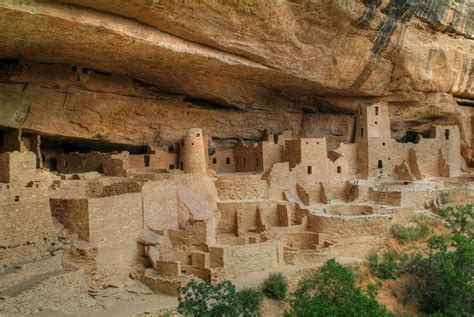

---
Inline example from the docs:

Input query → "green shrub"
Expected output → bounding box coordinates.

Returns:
[391,223,429,243]
[177,280,263,317]
[285,259,393,317]
[440,192,451,204]
[237,287,264,316]
[367,250,400,279]
[406,204,473,316]
[262,272,288,300]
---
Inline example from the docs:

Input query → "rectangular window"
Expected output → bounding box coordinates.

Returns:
[144,155,150,167]
[360,128,364,137]
[445,129,450,140]
[307,166,312,174]
[337,166,342,173]
[378,160,383,168]
[180,162,184,170]
[226,157,231,165]
[375,106,379,115]
[212,158,217,164]
[169,164,174,170]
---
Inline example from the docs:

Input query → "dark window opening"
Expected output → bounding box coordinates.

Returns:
[212,158,217,164]
[71,65,77,72]
[180,162,184,170]
[169,164,174,170]
[226,157,231,165]
[375,106,379,115]
[41,154,45,162]
[337,166,342,173]
[378,160,383,168]
[306,141,309,145]
[382,142,386,146]
[243,158,247,166]
[360,128,364,137]
[374,121,378,125]
[196,133,200,137]
[317,142,320,145]
[308,166,312,174]
[168,145,174,152]
[445,129,450,140]
[191,143,194,146]
[144,155,150,167]
[14,195,19,202]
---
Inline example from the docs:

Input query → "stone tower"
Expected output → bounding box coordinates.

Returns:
[179,128,207,174]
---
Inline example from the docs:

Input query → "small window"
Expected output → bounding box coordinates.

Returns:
[382,142,386,146]
[14,195,19,202]
[169,164,174,170]
[168,145,174,152]
[212,158,217,164]
[337,166,342,173]
[375,106,379,115]
[180,162,184,170]
[374,121,378,125]
[306,141,309,145]
[360,128,364,137]
[71,65,77,72]
[191,143,194,146]
[226,157,231,165]
[144,155,150,167]
[196,133,200,137]
[317,141,320,145]
[445,129,450,140]
[378,160,383,168]
[307,166,312,174]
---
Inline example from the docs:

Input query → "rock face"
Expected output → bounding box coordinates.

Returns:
[0,0,472,151]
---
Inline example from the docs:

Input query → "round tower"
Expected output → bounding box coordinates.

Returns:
[180,128,207,174]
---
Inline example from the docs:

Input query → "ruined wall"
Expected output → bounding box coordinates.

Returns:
[209,148,235,173]
[210,241,279,278]
[215,173,269,200]
[308,214,391,239]
[0,186,54,247]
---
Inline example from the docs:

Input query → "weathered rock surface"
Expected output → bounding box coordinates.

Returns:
[0,0,472,149]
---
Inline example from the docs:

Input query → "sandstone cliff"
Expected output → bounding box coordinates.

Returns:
[0,0,472,154]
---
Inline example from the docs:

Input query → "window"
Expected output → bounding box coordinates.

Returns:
[378,160,383,168]
[337,166,342,173]
[144,155,150,167]
[169,164,174,170]
[375,106,379,115]
[14,195,19,202]
[307,166,312,174]
[180,162,184,170]
[360,128,364,137]
[212,158,217,164]
[168,145,174,152]
[317,142,320,145]
[191,143,194,146]
[382,142,386,146]
[196,133,200,137]
[226,157,231,165]
[374,121,378,125]
[445,129,450,140]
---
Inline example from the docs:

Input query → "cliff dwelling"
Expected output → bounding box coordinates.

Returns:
[0,1,473,316]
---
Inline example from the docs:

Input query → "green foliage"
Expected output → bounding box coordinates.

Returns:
[391,223,429,243]
[439,192,451,204]
[177,280,263,317]
[407,204,473,316]
[367,250,400,279]
[285,259,393,317]
[261,272,288,300]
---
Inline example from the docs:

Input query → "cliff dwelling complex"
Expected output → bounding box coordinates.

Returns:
[0,0,473,315]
